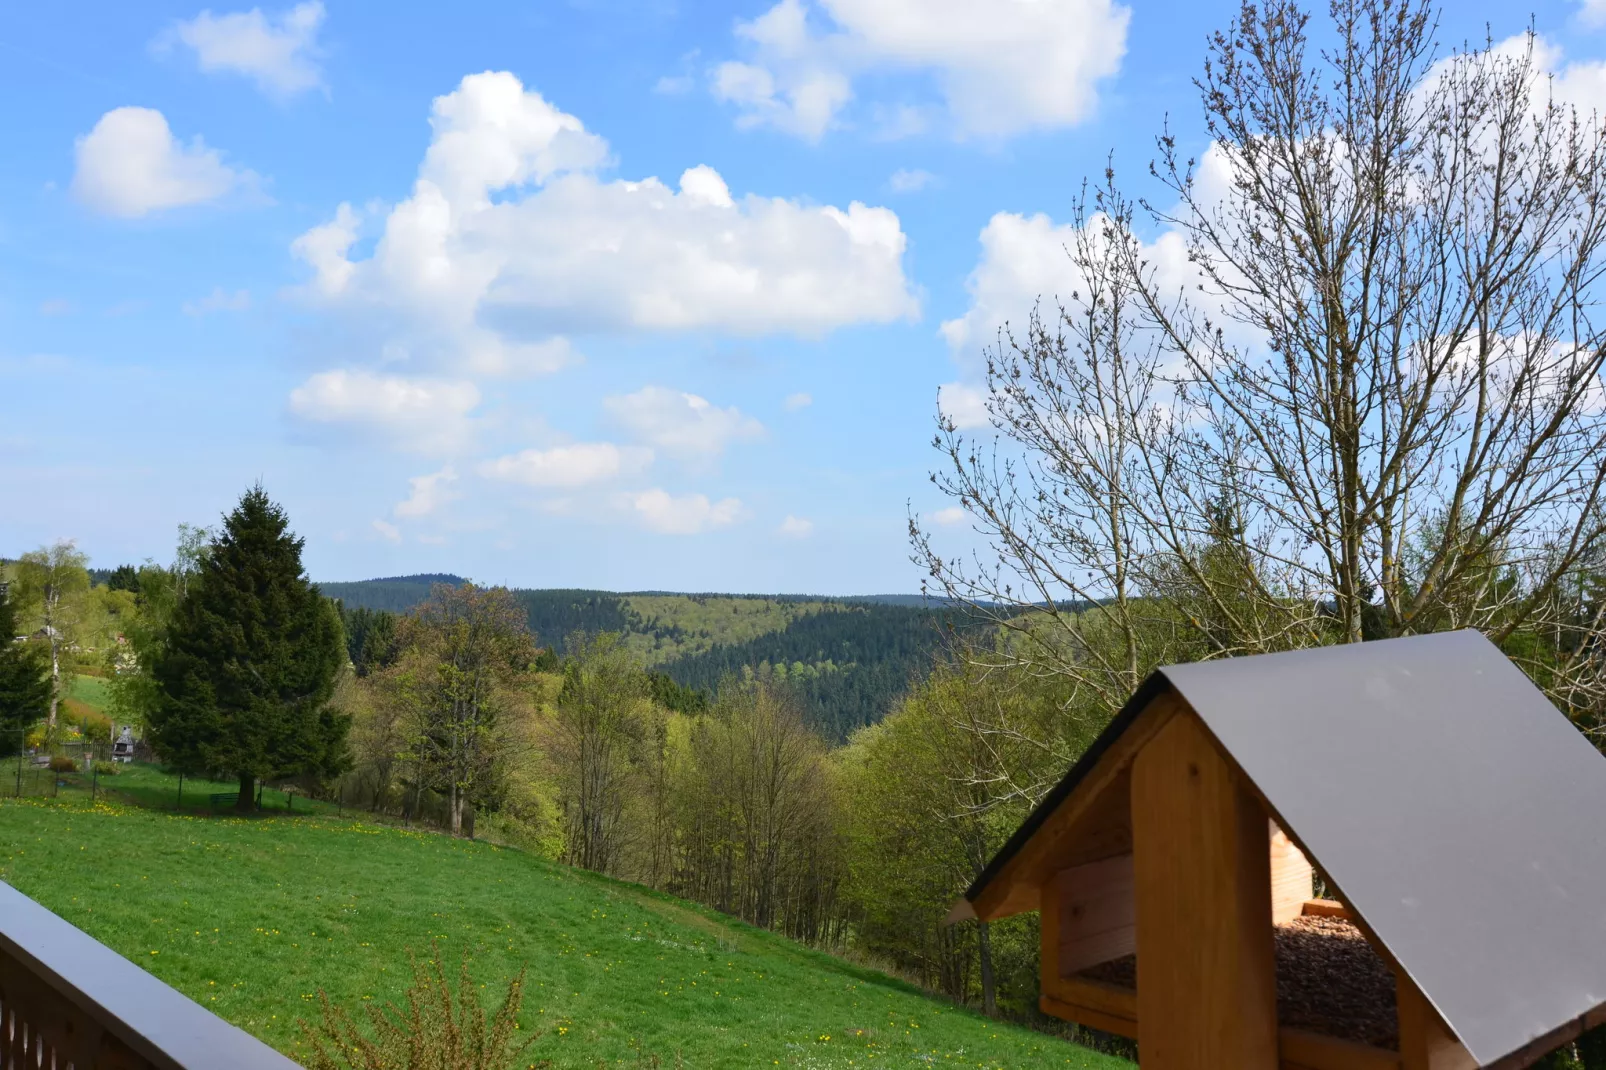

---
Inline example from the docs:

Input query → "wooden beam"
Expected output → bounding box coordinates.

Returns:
[1279,1027,1402,1070]
[1040,974,1139,1039]
[1300,899,1350,920]
[1271,823,1315,923]
[1396,972,1475,1070]
[1041,993,1138,1039]
[1132,707,1280,1070]
[972,692,1181,921]
[1043,972,1136,1019]
[1038,952,1403,1070]
[1039,869,1061,1009]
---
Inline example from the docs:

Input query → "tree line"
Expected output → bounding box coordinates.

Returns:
[330,583,958,741]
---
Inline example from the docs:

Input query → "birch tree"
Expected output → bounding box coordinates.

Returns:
[13,541,90,737]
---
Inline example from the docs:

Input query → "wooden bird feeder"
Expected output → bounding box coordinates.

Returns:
[953,631,1606,1070]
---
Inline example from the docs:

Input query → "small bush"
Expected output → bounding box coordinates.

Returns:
[48,755,77,774]
[92,761,118,776]
[300,949,535,1070]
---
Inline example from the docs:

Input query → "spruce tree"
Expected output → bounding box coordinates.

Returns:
[0,583,51,756]
[149,486,350,809]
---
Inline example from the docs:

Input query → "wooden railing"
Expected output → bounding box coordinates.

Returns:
[0,881,300,1069]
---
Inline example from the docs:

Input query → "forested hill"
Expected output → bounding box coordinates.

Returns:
[322,577,961,738]
[661,602,953,738]
[319,574,467,611]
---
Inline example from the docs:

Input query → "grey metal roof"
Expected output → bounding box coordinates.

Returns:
[970,631,1606,1068]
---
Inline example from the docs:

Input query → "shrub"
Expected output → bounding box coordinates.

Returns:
[299,949,535,1070]
[48,755,77,774]
[92,761,118,776]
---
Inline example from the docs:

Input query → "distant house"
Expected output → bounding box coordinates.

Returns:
[956,631,1606,1070]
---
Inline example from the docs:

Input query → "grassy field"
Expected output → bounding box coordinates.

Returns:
[69,674,113,714]
[0,766,1128,1069]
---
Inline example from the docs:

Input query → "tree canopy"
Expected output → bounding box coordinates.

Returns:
[0,584,50,756]
[148,486,350,808]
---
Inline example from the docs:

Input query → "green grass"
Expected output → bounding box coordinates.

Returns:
[68,674,113,714]
[0,767,1128,1070]
[43,762,341,815]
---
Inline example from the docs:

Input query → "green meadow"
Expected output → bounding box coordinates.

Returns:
[0,767,1128,1070]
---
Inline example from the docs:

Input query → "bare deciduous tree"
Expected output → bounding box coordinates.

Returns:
[548,632,650,874]
[917,0,1606,784]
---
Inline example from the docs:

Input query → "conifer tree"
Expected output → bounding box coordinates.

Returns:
[149,486,350,809]
[0,583,51,756]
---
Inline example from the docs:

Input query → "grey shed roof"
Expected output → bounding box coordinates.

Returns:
[968,630,1606,1068]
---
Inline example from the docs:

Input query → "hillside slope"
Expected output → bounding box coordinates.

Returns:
[322,579,960,737]
[0,787,1123,1070]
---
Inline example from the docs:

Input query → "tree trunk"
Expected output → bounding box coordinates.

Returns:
[450,782,463,837]
[978,919,997,1017]
[46,637,60,732]
[236,773,254,812]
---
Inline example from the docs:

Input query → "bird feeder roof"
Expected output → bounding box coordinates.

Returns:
[966,630,1606,1067]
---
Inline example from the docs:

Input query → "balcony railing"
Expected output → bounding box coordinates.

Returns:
[0,880,300,1069]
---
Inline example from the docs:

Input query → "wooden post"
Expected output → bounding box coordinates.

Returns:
[1397,971,1476,1070]
[1132,709,1279,1070]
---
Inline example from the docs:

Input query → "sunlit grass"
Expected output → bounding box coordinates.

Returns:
[0,767,1128,1069]
[68,674,113,713]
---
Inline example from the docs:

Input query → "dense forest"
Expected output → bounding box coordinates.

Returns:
[325,577,957,736]
[661,602,959,739]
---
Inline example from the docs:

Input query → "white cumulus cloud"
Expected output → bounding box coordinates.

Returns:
[288,369,480,453]
[926,506,966,526]
[604,386,764,460]
[711,0,1130,140]
[777,515,814,538]
[72,107,250,218]
[160,1,326,98]
[395,466,459,518]
[478,443,652,488]
[783,392,813,411]
[937,209,1206,426]
[292,71,915,378]
[372,518,402,543]
[625,489,746,535]
[937,382,989,430]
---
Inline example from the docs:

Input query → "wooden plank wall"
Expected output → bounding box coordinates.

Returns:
[1053,853,1136,975]
[1270,824,1315,924]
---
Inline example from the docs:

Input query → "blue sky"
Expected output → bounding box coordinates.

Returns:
[0,0,1597,593]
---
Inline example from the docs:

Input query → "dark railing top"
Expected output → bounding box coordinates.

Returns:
[0,880,302,1069]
